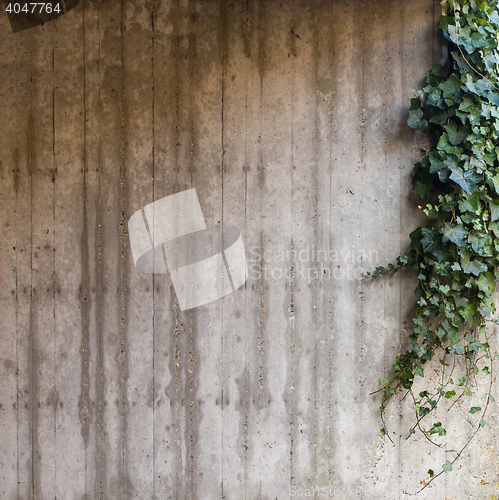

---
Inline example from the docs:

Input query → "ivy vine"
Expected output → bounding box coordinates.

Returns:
[367,0,499,490]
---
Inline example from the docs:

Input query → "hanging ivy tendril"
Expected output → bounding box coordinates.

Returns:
[366,0,499,489]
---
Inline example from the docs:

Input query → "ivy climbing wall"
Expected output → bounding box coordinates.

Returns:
[0,0,497,499]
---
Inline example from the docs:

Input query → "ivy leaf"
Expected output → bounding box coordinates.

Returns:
[438,168,450,182]
[460,250,487,276]
[475,272,495,293]
[489,173,499,193]
[437,133,463,156]
[459,190,481,212]
[412,162,434,198]
[476,274,491,293]
[408,99,427,129]
[440,16,455,38]
[409,227,423,248]
[442,460,453,472]
[469,406,481,414]
[490,10,499,24]
[379,377,389,387]
[459,94,477,112]
[470,155,485,170]
[489,199,499,221]
[408,108,427,129]
[484,91,499,106]
[448,330,460,347]
[483,152,496,166]
[456,27,480,54]
[488,221,499,237]
[442,223,468,245]
[432,248,451,262]
[445,122,468,145]
[468,341,486,352]
[468,232,492,255]
[443,154,460,171]
[431,63,447,77]
[421,228,440,253]
[414,179,434,199]
[426,87,444,107]
[414,345,426,357]
[429,154,446,173]
[430,108,451,127]
[439,74,461,96]
[449,166,482,194]
[430,422,446,436]
[465,73,494,95]
[473,79,494,93]
[479,296,495,317]
[463,258,488,276]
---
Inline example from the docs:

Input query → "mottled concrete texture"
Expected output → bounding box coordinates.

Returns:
[0,0,498,499]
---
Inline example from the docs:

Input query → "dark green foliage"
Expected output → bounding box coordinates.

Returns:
[367,0,498,489]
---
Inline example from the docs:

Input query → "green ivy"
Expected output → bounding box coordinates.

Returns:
[367,0,499,490]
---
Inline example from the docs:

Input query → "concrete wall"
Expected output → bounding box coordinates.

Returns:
[0,0,497,499]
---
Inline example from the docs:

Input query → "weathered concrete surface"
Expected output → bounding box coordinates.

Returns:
[0,0,498,499]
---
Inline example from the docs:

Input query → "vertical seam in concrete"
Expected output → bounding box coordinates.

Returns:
[27,34,37,493]
[51,20,57,496]
[119,0,128,496]
[186,1,196,493]
[432,0,435,66]
[220,0,226,498]
[14,33,20,500]
[79,5,91,500]
[257,0,265,406]
[313,0,320,481]
[151,4,156,497]
[288,0,296,486]
[257,2,265,498]
[327,1,334,479]
[243,3,250,497]
[172,1,181,496]
[29,128,35,500]
[398,0,406,486]
[359,0,366,484]
[96,0,106,495]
